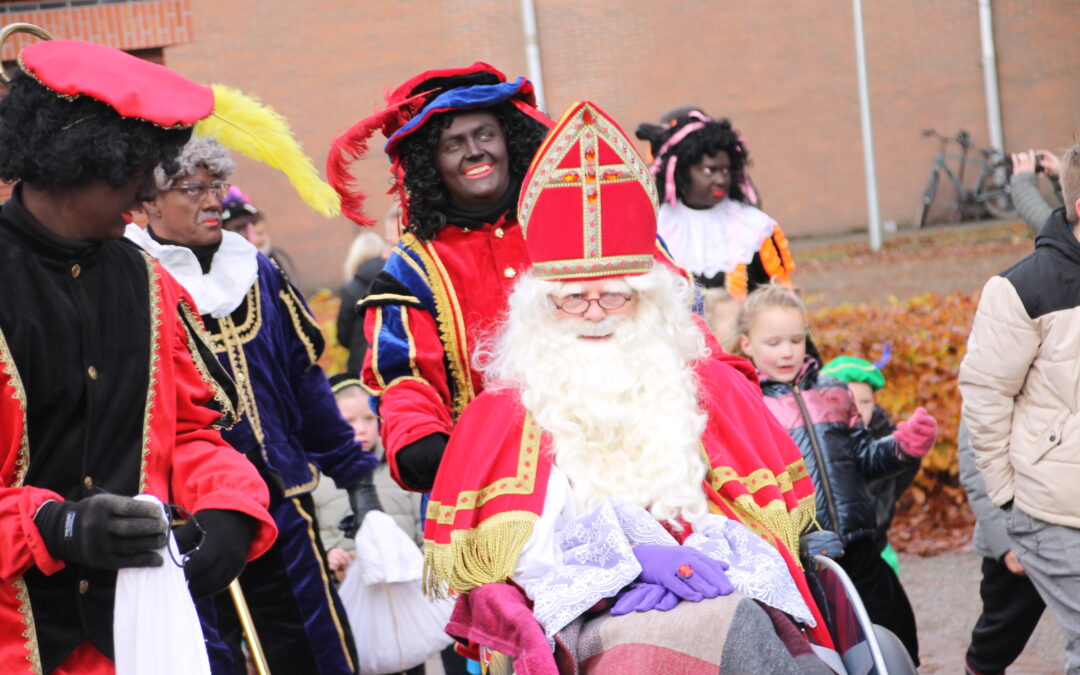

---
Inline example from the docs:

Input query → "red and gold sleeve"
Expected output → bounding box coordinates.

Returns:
[363,304,455,484]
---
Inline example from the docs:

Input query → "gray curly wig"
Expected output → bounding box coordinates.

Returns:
[154,135,235,191]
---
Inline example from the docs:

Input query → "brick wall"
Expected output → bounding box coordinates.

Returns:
[0,0,191,58]
[2,0,1077,290]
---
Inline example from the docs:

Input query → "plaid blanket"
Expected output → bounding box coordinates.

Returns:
[553,593,832,675]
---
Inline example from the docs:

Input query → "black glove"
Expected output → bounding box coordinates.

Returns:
[395,433,448,491]
[34,494,168,569]
[179,509,256,598]
[800,529,845,560]
[346,473,383,530]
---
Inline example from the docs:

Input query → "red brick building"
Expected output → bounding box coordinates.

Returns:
[1,0,1077,290]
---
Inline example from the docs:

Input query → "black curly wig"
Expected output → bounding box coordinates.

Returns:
[0,70,191,190]
[396,101,548,241]
[636,116,750,205]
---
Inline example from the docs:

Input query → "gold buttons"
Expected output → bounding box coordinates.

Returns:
[83,476,94,491]
[78,579,89,594]
[71,264,81,279]
[494,227,505,238]
[87,365,98,380]
[503,267,517,279]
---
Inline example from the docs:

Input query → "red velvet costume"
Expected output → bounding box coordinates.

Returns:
[422,101,830,648]
[0,256,276,674]
[423,355,830,647]
[361,217,530,485]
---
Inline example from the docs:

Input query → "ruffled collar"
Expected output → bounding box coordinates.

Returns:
[656,199,777,278]
[124,224,258,318]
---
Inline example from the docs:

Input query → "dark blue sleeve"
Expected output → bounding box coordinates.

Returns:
[271,260,377,487]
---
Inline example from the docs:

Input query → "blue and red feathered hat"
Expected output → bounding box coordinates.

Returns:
[327,62,551,226]
[7,30,338,216]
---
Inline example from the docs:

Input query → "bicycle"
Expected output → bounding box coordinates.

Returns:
[913,129,1016,229]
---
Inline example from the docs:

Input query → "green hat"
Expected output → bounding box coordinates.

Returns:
[820,355,885,390]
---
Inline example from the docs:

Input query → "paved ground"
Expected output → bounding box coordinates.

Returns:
[900,550,1064,674]
[790,220,1035,306]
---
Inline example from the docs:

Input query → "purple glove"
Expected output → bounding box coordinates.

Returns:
[610,582,680,615]
[632,544,733,602]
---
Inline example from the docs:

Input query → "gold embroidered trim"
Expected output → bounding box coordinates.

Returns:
[403,236,474,417]
[369,308,388,391]
[291,497,356,672]
[13,578,42,675]
[533,254,653,280]
[0,326,30,487]
[278,288,322,366]
[426,413,541,526]
[139,256,164,494]
[703,452,815,566]
[400,307,421,379]
[382,375,431,392]
[283,463,320,497]
[417,240,474,411]
[518,102,658,233]
[209,284,262,353]
[363,292,421,305]
[710,458,810,498]
[178,298,239,429]
[218,311,265,446]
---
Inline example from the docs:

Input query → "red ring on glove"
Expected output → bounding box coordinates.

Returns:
[677,564,694,578]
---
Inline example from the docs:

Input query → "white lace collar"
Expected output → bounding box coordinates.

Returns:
[125,224,259,318]
[656,199,778,278]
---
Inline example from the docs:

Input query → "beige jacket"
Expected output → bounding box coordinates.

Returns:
[959,211,1080,528]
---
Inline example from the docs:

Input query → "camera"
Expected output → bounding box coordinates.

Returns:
[1009,153,1044,174]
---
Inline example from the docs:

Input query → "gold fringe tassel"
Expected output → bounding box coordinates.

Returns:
[423,516,537,598]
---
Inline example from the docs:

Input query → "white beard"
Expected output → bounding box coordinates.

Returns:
[481,268,711,526]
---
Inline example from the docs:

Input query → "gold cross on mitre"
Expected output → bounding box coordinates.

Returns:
[518,103,658,259]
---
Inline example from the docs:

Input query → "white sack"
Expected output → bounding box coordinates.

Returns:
[338,510,453,675]
[114,495,211,675]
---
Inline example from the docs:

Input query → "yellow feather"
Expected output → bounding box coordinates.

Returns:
[195,84,340,218]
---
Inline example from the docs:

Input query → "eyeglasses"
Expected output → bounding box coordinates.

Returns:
[170,181,231,201]
[553,292,634,315]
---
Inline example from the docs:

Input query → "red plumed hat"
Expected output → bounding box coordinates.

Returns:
[19,39,214,127]
[7,29,340,217]
[518,101,658,282]
[326,62,549,226]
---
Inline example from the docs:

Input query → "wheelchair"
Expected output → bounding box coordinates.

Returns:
[808,554,918,674]
[477,554,918,675]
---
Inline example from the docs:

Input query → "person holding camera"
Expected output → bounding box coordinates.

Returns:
[960,144,1080,673]
[1011,149,1063,231]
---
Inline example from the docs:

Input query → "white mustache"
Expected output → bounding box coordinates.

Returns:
[555,315,630,338]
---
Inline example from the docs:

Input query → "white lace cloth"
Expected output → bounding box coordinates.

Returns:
[513,471,813,638]
[657,199,778,279]
[125,225,258,318]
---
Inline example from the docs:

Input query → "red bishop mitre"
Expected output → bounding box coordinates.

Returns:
[518,101,659,282]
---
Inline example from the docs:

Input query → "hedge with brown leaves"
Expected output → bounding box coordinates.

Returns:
[810,292,977,555]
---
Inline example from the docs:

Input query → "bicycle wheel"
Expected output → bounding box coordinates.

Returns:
[914,169,940,229]
[983,189,1017,221]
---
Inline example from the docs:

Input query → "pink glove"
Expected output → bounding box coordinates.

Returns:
[894,407,936,458]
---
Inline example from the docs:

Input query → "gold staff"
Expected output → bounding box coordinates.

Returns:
[229,580,271,675]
